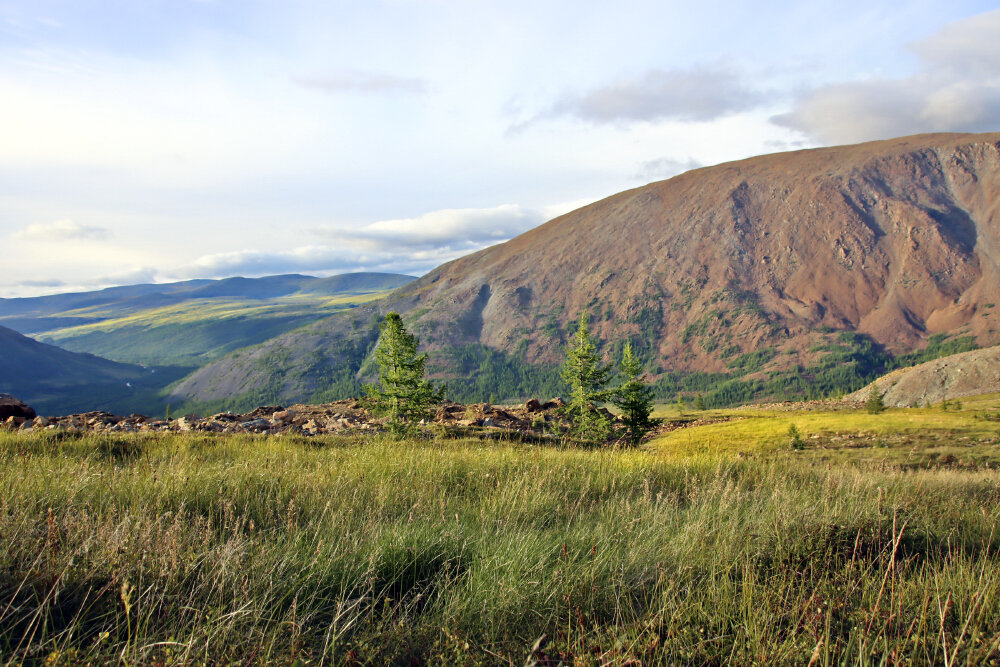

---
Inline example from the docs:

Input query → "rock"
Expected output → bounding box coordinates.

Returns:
[241,418,271,432]
[0,394,36,421]
[272,410,295,423]
[482,417,496,428]
[176,417,196,432]
[33,416,51,428]
[543,398,565,409]
[525,398,542,412]
[302,419,320,435]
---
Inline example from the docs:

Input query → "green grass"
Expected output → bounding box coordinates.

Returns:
[652,394,1000,462]
[3,399,1000,664]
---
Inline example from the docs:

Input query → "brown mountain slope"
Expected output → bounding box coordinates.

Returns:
[847,346,1000,407]
[170,131,1000,405]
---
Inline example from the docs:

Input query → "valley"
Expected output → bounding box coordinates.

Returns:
[0,273,413,415]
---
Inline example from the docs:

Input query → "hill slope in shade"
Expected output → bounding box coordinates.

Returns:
[847,346,1000,407]
[0,325,185,415]
[169,132,1000,408]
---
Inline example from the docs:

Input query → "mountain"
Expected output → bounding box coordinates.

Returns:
[0,272,415,334]
[847,346,1000,407]
[169,132,1000,410]
[2,272,414,367]
[0,325,185,415]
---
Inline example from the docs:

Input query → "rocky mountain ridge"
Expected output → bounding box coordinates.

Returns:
[162,132,1000,407]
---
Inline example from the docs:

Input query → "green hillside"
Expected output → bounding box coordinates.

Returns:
[37,292,390,367]
[0,272,415,415]
[0,272,414,368]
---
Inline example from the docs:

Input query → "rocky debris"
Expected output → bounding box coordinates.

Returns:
[5,397,625,440]
[0,394,36,422]
[847,345,1000,407]
[732,399,863,412]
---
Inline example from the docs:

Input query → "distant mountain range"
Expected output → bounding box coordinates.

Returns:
[166,132,1000,411]
[0,273,414,414]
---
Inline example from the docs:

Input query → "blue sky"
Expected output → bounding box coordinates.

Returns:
[2,1,999,296]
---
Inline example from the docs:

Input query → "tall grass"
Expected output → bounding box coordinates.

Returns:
[3,429,1000,664]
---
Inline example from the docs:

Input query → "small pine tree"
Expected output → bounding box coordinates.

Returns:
[612,342,656,446]
[865,385,886,414]
[676,393,686,415]
[560,312,612,440]
[788,424,805,450]
[364,312,445,436]
[694,393,706,411]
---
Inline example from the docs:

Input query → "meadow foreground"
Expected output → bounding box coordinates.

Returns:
[2,399,1000,665]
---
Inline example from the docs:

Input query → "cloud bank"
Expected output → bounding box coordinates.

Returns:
[774,9,1000,144]
[546,65,766,125]
[169,204,558,281]
[12,219,109,241]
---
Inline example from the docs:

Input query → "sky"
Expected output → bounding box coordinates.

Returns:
[2,0,999,297]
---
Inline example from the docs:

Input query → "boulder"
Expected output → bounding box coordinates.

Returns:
[525,398,542,412]
[0,394,36,421]
[176,417,197,432]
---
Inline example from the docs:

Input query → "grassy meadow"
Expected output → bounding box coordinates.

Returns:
[3,398,1000,664]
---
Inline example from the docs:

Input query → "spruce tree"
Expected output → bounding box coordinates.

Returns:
[364,312,445,436]
[612,342,656,446]
[865,385,886,414]
[560,312,612,440]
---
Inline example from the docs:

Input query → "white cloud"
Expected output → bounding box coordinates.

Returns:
[167,203,576,281]
[321,204,547,251]
[12,219,109,241]
[774,9,1000,144]
[540,65,766,126]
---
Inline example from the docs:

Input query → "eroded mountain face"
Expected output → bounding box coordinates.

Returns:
[171,132,1000,405]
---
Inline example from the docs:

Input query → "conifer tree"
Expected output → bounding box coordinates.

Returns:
[364,312,445,436]
[612,342,656,446]
[560,312,612,440]
[865,385,886,414]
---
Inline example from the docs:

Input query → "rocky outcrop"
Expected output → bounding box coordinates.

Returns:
[3,399,579,439]
[0,394,36,421]
[847,346,1000,407]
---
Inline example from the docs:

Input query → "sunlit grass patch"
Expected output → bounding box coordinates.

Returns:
[649,396,1000,464]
